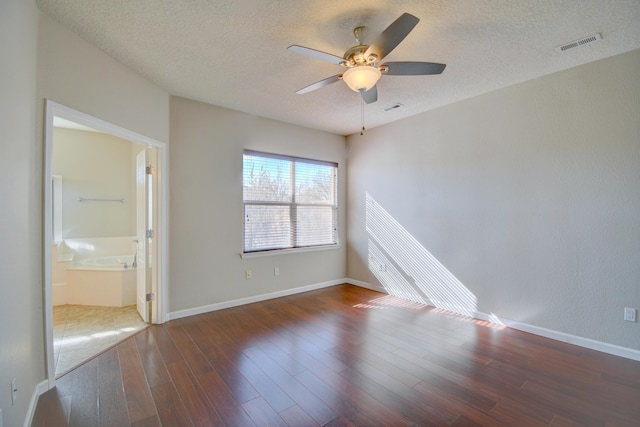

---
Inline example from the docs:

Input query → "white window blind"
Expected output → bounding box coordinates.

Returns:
[243,150,338,253]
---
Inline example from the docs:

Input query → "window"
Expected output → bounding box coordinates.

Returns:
[243,150,338,254]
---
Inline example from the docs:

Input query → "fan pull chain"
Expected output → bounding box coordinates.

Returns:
[360,96,365,135]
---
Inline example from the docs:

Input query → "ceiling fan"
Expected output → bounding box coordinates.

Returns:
[288,13,446,104]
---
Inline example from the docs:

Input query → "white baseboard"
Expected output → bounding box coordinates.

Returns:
[167,279,345,321]
[346,278,385,292]
[476,313,640,362]
[23,380,49,427]
[345,279,640,362]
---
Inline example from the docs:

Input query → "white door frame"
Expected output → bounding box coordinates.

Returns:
[43,100,169,389]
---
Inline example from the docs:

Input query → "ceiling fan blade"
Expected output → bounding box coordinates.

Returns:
[287,45,344,65]
[361,85,378,104]
[364,13,419,62]
[296,74,342,94]
[382,61,446,75]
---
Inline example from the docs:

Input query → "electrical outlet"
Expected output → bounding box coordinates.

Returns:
[245,270,252,280]
[274,267,279,276]
[11,378,17,405]
[624,307,637,322]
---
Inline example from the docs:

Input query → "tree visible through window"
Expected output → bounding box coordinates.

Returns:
[243,150,338,253]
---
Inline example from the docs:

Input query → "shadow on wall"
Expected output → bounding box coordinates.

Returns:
[366,192,478,317]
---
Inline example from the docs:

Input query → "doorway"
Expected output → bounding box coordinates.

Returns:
[43,100,168,386]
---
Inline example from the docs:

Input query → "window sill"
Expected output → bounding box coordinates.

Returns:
[240,244,342,259]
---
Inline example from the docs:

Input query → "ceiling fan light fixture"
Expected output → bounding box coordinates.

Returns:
[342,66,381,92]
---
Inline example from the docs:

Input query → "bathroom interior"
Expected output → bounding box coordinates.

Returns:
[50,119,152,376]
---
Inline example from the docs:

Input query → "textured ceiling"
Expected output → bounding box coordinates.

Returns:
[36,0,640,136]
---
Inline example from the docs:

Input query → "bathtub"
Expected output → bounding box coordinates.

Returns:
[66,255,137,307]
[73,255,136,270]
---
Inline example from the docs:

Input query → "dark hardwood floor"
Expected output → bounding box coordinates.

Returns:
[32,284,640,426]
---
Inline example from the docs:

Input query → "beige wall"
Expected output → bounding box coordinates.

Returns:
[37,13,169,144]
[347,49,640,351]
[0,1,42,426]
[53,128,139,238]
[169,97,347,312]
[4,6,638,424]
[0,9,170,426]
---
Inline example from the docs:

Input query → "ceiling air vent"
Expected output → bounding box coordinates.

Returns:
[555,33,602,52]
[384,103,404,112]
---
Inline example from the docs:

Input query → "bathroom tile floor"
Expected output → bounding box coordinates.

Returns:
[53,304,147,377]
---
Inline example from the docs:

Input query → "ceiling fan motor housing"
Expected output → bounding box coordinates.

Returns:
[343,45,372,66]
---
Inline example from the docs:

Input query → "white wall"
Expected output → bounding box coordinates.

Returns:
[169,97,347,312]
[0,1,42,426]
[53,127,138,238]
[347,49,640,351]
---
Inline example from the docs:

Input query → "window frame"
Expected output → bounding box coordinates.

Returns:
[242,149,339,256]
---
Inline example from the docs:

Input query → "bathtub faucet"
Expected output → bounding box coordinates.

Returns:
[132,239,139,268]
